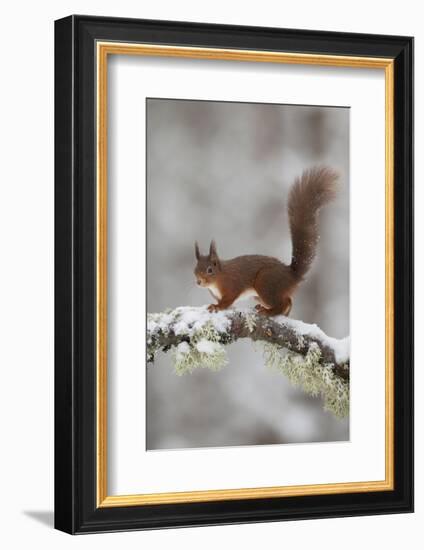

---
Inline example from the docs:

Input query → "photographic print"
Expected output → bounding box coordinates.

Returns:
[55,17,413,533]
[146,98,350,450]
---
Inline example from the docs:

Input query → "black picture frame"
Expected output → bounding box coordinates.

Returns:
[55,14,413,534]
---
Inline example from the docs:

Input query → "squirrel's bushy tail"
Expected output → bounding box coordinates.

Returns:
[288,166,339,279]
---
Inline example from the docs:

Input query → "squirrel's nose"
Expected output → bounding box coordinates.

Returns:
[196,279,201,286]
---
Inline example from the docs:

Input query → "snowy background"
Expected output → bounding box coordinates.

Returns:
[146,98,349,450]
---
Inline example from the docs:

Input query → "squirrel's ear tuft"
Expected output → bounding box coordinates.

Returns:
[194,241,200,260]
[209,240,218,260]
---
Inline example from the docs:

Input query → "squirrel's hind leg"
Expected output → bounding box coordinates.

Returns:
[283,296,292,316]
[254,267,294,317]
[256,296,292,317]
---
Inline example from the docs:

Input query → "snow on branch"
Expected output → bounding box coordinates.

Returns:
[147,306,350,418]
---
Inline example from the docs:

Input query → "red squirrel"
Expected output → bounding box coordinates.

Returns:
[194,166,339,316]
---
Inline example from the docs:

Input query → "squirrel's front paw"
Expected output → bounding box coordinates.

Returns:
[208,304,220,313]
[255,305,270,316]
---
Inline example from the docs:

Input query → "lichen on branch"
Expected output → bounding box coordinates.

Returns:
[147,306,350,417]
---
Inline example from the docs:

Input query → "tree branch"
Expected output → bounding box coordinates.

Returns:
[147,306,349,381]
[147,306,350,418]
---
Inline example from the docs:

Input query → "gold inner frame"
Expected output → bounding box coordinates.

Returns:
[96,42,395,508]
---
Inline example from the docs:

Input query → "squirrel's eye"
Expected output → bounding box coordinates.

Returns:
[206,266,213,275]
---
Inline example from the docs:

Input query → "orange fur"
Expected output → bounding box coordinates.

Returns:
[194,167,338,316]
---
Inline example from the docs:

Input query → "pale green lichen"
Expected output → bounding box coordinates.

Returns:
[244,312,257,334]
[262,341,349,418]
[296,333,306,350]
[148,307,349,418]
[172,321,228,375]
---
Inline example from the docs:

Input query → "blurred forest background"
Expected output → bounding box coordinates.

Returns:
[146,98,349,450]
